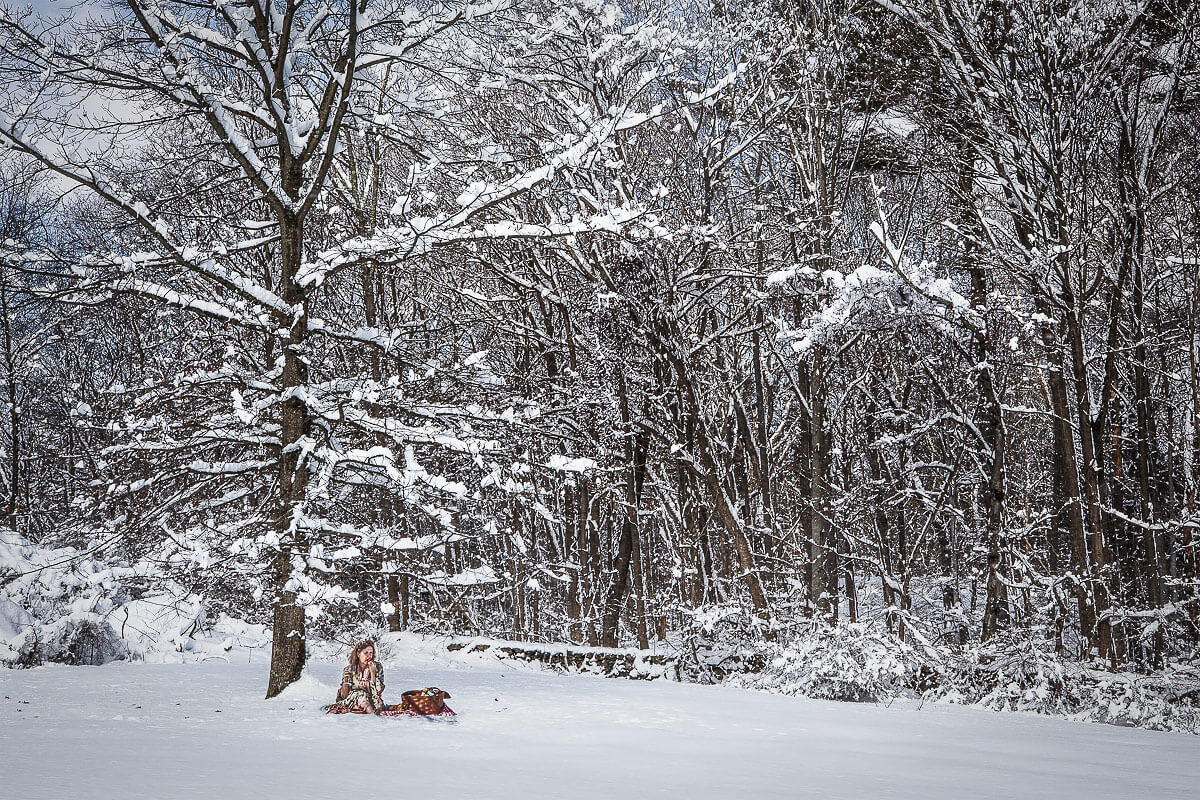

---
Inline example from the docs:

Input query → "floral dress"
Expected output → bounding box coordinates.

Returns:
[325,664,386,713]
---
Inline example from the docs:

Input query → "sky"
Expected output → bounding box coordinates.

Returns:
[22,0,85,16]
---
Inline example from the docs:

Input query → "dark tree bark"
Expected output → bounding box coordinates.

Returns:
[267,214,311,698]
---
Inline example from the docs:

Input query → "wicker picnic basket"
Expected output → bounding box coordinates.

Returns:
[399,687,451,715]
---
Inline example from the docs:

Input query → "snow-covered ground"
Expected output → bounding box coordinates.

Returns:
[1,634,1195,800]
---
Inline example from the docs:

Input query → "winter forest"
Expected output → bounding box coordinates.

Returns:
[1,0,1199,734]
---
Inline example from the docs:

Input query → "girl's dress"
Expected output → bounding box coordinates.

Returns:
[324,664,385,714]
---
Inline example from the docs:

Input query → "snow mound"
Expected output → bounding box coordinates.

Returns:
[272,669,336,704]
[1,528,271,667]
[0,595,34,647]
[38,617,127,666]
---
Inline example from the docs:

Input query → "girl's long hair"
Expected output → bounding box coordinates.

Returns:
[348,639,377,669]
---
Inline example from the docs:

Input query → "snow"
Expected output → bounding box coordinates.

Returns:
[0,597,33,644]
[545,454,598,472]
[1,634,1194,800]
[421,565,500,586]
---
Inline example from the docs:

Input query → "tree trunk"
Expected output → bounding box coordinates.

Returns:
[386,574,403,632]
[959,147,1009,643]
[266,214,310,699]
[1041,321,1099,659]
[807,355,834,620]
[601,371,647,647]
[0,279,19,527]
[630,495,651,650]
[565,482,584,643]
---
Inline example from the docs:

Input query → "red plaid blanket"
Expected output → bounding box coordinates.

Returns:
[325,704,456,717]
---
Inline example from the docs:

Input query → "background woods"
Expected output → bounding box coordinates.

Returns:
[1,0,1198,721]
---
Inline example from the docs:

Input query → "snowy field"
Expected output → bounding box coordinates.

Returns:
[1,635,1195,800]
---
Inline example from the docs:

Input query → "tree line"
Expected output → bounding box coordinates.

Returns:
[1,0,1197,697]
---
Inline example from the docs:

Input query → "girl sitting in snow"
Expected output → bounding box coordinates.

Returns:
[325,639,386,714]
